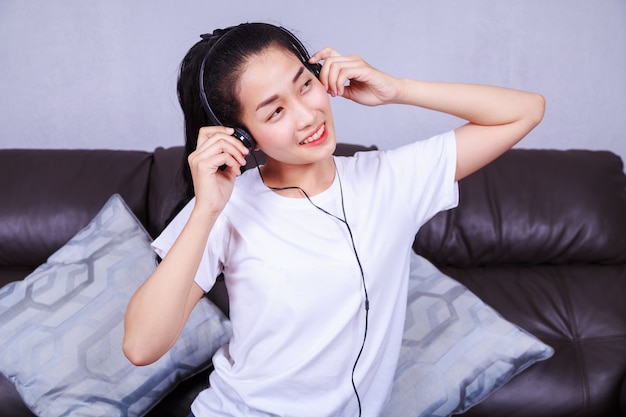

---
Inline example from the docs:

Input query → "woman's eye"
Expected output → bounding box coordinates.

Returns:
[269,107,283,120]
[301,79,312,91]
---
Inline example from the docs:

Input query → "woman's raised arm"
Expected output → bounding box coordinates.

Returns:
[393,80,545,180]
[123,126,248,365]
[311,48,545,180]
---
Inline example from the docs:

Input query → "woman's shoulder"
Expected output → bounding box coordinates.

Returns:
[232,167,265,197]
[334,130,457,186]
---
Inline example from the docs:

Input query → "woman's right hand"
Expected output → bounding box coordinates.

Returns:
[188,126,250,214]
[125,125,247,365]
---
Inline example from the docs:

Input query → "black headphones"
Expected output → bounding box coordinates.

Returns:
[198,25,322,151]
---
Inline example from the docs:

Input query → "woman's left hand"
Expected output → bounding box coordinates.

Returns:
[310,47,400,106]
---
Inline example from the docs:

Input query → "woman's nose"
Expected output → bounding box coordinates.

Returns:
[294,99,316,130]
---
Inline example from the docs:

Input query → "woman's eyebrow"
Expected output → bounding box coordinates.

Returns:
[291,66,305,83]
[255,66,305,111]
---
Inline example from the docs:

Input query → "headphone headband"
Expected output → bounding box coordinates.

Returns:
[197,28,234,132]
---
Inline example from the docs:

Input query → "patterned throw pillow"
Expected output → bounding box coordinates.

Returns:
[0,194,231,417]
[384,253,554,417]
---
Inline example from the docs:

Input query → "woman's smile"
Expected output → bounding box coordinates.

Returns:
[299,123,327,146]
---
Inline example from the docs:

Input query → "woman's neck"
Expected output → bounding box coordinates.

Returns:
[259,156,336,198]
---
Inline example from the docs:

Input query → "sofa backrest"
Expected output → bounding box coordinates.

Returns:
[0,144,378,272]
[3,146,625,271]
[414,149,626,266]
[147,146,188,238]
[0,149,152,269]
[151,145,626,269]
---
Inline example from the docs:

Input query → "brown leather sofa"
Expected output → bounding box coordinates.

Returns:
[1,144,625,417]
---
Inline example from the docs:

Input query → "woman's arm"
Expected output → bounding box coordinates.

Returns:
[123,126,249,366]
[393,80,545,180]
[311,49,545,180]
[123,207,215,366]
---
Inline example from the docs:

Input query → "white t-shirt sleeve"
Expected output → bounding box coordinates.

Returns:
[151,198,223,293]
[382,130,459,228]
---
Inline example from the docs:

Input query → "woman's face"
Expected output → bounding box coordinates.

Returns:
[238,46,336,167]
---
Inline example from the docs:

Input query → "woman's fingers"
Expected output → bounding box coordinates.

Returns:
[309,46,342,63]
[326,58,368,97]
[188,126,251,210]
[310,47,347,95]
[310,48,374,97]
[312,47,400,106]
[194,126,249,169]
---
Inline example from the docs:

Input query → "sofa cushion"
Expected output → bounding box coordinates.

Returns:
[0,149,153,269]
[0,194,231,417]
[384,253,553,417]
[415,149,626,266]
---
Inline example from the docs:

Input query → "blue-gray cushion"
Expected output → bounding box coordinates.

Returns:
[0,194,231,417]
[384,253,554,417]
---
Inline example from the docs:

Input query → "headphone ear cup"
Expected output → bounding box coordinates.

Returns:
[232,127,256,150]
[308,62,322,79]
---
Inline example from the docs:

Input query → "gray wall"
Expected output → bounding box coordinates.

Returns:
[1,1,624,165]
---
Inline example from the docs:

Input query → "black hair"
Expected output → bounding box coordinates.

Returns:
[176,22,312,200]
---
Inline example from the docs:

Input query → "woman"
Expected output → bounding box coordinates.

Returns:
[123,22,545,417]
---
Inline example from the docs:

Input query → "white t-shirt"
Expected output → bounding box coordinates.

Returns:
[153,131,458,417]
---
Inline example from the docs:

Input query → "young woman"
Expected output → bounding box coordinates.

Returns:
[123,22,545,417]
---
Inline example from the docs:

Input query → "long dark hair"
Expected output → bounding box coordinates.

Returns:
[176,22,312,200]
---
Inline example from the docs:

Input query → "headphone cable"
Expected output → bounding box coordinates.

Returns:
[252,155,370,416]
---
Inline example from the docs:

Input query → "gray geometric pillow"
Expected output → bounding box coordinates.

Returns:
[0,194,231,417]
[385,253,554,417]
